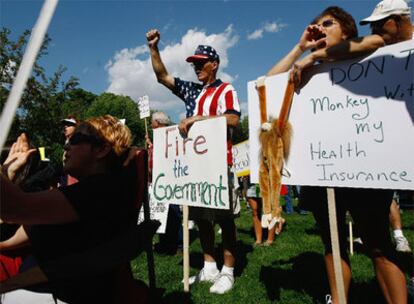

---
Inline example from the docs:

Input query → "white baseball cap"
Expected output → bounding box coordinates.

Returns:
[61,118,77,126]
[360,0,411,25]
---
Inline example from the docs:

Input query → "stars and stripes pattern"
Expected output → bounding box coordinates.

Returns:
[193,80,240,117]
[173,78,241,165]
[186,45,220,62]
[173,77,203,117]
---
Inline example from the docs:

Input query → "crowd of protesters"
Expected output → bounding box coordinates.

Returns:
[0,0,413,303]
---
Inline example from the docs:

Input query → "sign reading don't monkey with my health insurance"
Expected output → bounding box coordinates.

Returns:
[248,40,414,190]
[152,117,229,209]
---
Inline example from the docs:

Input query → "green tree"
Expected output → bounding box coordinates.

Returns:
[0,27,80,162]
[60,88,97,120]
[86,92,146,146]
[233,115,249,144]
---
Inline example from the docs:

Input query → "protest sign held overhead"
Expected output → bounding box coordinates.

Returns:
[152,117,229,209]
[248,40,414,190]
[138,95,150,119]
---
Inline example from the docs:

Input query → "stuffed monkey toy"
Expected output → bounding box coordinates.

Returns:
[256,76,294,232]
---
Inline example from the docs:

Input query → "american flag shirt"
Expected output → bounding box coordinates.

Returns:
[172,77,241,164]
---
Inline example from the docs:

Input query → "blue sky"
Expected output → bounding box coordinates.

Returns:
[1,0,390,122]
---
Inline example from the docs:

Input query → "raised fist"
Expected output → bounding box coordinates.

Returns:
[146,29,160,48]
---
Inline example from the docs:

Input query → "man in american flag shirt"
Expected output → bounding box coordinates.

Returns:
[147,29,240,294]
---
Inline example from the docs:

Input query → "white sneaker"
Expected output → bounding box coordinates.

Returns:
[209,273,234,294]
[395,236,412,252]
[325,294,332,304]
[188,220,195,230]
[188,268,219,285]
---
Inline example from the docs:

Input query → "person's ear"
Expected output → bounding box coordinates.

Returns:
[94,143,112,159]
[212,61,219,72]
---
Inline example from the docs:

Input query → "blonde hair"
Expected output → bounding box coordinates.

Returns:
[79,115,132,157]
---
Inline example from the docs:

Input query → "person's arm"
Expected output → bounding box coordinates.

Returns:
[0,266,48,294]
[267,24,326,76]
[0,175,79,225]
[311,34,385,63]
[290,34,386,87]
[0,225,30,251]
[178,113,239,137]
[146,29,175,90]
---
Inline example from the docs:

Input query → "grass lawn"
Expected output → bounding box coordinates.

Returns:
[131,200,414,303]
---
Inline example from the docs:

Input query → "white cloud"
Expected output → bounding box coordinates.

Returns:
[247,29,263,40]
[247,21,285,40]
[106,26,239,121]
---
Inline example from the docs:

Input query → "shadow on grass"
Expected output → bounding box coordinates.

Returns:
[396,251,414,277]
[159,290,194,304]
[259,251,396,303]
[304,226,320,236]
[349,281,386,304]
[260,251,329,302]
[237,227,255,238]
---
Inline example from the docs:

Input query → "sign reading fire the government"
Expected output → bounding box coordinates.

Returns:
[152,117,230,209]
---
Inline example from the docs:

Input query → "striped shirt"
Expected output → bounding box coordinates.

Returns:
[173,78,241,164]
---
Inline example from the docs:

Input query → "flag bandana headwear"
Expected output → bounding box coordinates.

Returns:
[360,0,411,25]
[186,45,220,62]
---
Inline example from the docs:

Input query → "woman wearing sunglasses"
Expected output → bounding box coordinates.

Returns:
[0,115,139,303]
[266,6,407,304]
[267,6,358,77]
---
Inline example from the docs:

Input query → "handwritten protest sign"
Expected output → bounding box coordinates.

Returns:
[137,186,169,234]
[138,95,150,119]
[232,140,250,177]
[152,117,229,209]
[248,40,414,190]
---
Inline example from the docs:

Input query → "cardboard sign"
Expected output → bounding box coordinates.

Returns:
[232,140,250,177]
[138,95,150,119]
[248,40,414,190]
[137,185,168,234]
[152,117,229,209]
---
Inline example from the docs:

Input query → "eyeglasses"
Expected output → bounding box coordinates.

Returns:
[191,61,209,70]
[317,19,337,28]
[68,132,104,146]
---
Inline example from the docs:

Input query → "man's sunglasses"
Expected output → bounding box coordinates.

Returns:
[68,132,104,146]
[191,60,209,70]
[317,19,337,28]
[371,16,394,29]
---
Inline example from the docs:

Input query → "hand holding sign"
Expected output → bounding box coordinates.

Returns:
[178,116,201,138]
